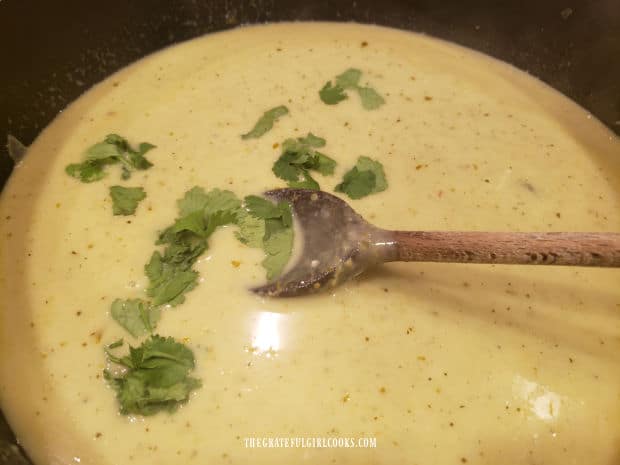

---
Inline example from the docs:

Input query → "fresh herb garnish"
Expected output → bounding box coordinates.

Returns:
[318,82,348,105]
[65,134,155,182]
[103,335,202,416]
[356,86,385,110]
[109,186,146,215]
[335,156,388,199]
[319,68,385,110]
[272,133,336,190]
[243,195,294,280]
[241,105,289,139]
[110,298,160,338]
[109,186,295,339]
[107,338,124,349]
[261,225,294,281]
[145,187,241,307]
[234,209,266,248]
[244,195,292,225]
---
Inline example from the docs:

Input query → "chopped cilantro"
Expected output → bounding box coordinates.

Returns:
[65,158,114,183]
[242,195,294,279]
[335,156,388,199]
[177,187,241,217]
[241,105,289,139]
[287,170,320,190]
[233,209,265,248]
[108,187,295,329]
[244,195,292,225]
[145,252,199,307]
[107,338,124,349]
[272,151,305,182]
[176,186,211,216]
[145,188,241,307]
[110,298,160,338]
[272,133,336,190]
[355,156,388,191]
[103,335,202,416]
[109,186,146,215]
[169,210,209,237]
[357,86,385,110]
[335,68,362,88]
[262,226,294,280]
[65,134,155,182]
[319,68,385,110]
[319,82,348,105]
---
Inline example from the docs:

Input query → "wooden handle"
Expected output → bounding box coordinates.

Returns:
[382,231,620,267]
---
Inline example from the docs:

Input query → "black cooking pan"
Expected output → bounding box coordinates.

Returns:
[0,0,618,463]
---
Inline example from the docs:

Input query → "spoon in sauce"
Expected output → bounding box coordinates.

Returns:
[252,188,620,297]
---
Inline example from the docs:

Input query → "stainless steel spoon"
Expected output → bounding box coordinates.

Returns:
[252,188,620,297]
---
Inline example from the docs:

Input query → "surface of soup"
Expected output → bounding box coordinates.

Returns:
[1,22,619,465]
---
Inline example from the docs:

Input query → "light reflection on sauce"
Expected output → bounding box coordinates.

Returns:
[513,375,563,421]
[250,311,283,357]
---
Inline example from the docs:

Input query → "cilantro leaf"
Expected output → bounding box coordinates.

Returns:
[272,151,306,182]
[65,159,111,183]
[335,156,388,199]
[319,69,385,110]
[356,156,388,192]
[241,105,289,139]
[86,140,123,160]
[244,195,284,219]
[144,188,242,307]
[287,170,320,190]
[357,86,386,110]
[110,298,160,338]
[234,209,265,248]
[145,252,199,307]
[312,152,337,176]
[272,133,336,189]
[100,134,155,172]
[335,167,376,199]
[263,225,294,280]
[202,189,241,216]
[335,68,362,88]
[104,335,202,416]
[319,81,347,105]
[240,196,294,279]
[157,232,208,267]
[109,186,146,216]
[169,210,208,237]
[245,196,292,230]
[66,134,155,183]
[177,187,241,217]
[297,132,326,148]
[122,142,155,171]
[139,335,196,366]
[176,186,210,216]
[107,338,124,349]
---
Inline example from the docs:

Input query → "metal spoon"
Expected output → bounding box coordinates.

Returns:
[252,188,620,297]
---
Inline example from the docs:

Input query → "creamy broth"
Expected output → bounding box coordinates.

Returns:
[1,22,619,465]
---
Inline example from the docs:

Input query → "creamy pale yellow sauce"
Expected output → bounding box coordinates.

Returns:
[1,22,619,465]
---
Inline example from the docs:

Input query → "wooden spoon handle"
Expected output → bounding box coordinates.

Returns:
[384,231,620,267]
